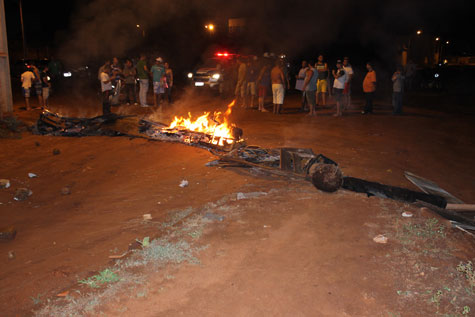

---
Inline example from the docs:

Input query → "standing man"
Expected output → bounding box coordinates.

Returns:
[150,57,166,108]
[342,57,354,109]
[271,59,285,114]
[235,58,247,107]
[332,60,348,117]
[362,62,377,114]
[256,61,270,112]
[295,60,309,111]
[136,54,150,107]
[123,59,138,105]
[40,66,51,108]
[315,54,329,107]
[164,62,174,104]
[21,65,36,111]
[99,64,112,115]
[31,65,43,107]
[302,61,318,116]
[245,58,258,108]
[111,57,122,86]
[392,65,405,115]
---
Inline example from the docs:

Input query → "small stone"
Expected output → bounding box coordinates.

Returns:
[8,251,15,259]
[35,142,40,147]
[373,234,388,244]
[61,187,71,195]
[0,226,17,241]
[28,173,38,178]
[53,149,61,155]
[14,188,32,201]
[0,179,10,189]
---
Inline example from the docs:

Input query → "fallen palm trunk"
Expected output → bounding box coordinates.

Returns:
[341,177,447,208]
[415,201,475,227]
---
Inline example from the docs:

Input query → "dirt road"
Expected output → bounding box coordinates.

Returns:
[1,91,474,316]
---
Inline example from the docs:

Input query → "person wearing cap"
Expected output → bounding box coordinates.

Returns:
[150,57,166,108]
[342,57,354,109]
[362,62,377,114]
[332,60,347,116]
[21,65,36,111]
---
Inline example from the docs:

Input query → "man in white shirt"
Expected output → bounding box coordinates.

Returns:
[332,60,347,117]
[21,66,36,111]
[342,57,354,109]
[100,64,112,115]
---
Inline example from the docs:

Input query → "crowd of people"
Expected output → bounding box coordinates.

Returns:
[231,53,407,117]
[98,55,174,114]
[19,53,406,117]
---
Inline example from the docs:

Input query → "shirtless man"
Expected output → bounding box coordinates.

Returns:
[271,60,285,114]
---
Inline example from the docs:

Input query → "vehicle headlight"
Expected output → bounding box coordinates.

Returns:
[187,72,193,79]
[63,72,72,77]
[212,73,220,80]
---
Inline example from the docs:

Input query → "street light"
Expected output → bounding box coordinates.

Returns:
[446,40,450,44]
[416,29,422,35]
[136,24,145,37]
[205,24,215,32]
[435,37,440,41]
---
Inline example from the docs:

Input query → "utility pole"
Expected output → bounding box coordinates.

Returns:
[19,0,27,59]
[1,0,14,117]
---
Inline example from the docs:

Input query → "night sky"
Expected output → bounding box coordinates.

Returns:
[4,0,473,68]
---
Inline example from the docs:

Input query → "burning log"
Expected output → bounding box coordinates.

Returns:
[138,101,244,152]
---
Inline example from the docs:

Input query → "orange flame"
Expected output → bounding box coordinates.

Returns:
[167,100,236,145]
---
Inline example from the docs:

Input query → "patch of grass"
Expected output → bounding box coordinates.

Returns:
[188,228,203,240]
[78,269,120,288]
[462,306,470,315]
[456,261,475,293]
[430,289,443,311]
[162,207,193,227]
[0,117,22,139]
[31,294,42,305]
[136,290,148,298]
[403,218,446,240]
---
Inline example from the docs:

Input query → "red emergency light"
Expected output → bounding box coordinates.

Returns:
[216,52,230,57]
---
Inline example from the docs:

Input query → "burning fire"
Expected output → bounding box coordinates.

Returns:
[167,100,236,146]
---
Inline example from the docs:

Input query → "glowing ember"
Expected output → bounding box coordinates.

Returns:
[166,101,236,146]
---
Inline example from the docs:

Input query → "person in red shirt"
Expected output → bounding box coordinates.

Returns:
[362,62,376,114]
